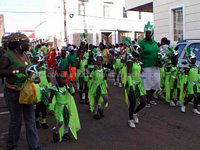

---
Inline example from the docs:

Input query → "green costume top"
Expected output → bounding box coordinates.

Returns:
[90,68,108,96]
[188,67,199,82]
[59,57,68,71]
[38,70,49,88]
[79,59,88,73]
[139,39,160,68]
[114,58,123,69]
[68,51,77,67]
[84,51,89,60]
[186,66,200,95]
[4,50,31,85]
[131,63,141,83]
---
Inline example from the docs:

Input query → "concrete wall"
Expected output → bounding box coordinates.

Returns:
[35,0,153,48]
[154,0,200,43]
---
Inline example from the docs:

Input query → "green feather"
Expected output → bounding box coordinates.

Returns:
[123,37,132,46]
[144,21,154,34]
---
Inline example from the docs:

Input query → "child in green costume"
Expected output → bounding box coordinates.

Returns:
[113,52,123,88]
[49,71,81,143]
[34,55,50,129]
[181,48,200,114]
[77,49,89,104]
[168,49,180,106]
[124,50,147,128]
[89,53,109,120]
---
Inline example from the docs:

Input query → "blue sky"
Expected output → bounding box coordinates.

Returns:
[0,0,46,32]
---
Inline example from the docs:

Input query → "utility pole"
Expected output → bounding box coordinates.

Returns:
[63,0,67,46]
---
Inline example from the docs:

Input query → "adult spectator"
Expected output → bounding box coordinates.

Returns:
[0,32,41,150]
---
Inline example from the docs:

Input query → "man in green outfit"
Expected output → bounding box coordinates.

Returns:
[58,49,70,83]
[140,22,160,107]
[67,46,77,82]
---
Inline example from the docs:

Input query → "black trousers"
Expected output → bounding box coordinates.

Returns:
[35,102,47,119]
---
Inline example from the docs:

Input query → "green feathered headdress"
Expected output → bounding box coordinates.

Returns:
[123,37,132,46]
[184,47,196,62]
[166,47,178,58]
[80,32,88,42]
[144,21,154,35]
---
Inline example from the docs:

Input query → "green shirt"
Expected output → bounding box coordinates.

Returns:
[68,52,77,67]
[139,39,160,68]
[59,57,68,71]
[4,50,32,85]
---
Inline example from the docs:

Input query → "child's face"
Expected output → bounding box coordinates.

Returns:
[57,73,67,85]
[34,77,40,83]
[190,57,196,64]
[97,57,103,66]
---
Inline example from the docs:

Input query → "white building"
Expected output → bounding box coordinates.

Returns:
[126,0,200,44]
[35,0,153,48]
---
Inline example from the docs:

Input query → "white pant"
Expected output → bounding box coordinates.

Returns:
[141,67,160,91]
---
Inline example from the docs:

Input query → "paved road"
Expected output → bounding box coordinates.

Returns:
[0,80,200,150]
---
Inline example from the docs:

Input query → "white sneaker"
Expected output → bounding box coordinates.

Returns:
[150,100,157,105]
[114,82,117,86]
[193,109,200,115]
[119,83,122,88]
[76,83,80,90]
[181,106,186,113]
[128,120,136,128]
[82,93,86,100]
[176,101,182,107]
[146,103,151,108]
[170,101,176,107]
[133,114,139,124]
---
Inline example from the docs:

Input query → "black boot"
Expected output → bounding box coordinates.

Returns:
[93,114,101,120]
[41,123,49,129]
[98,108,104,118]
[53,132,59,143]
[36,121,40,128]
[63,133,72,141]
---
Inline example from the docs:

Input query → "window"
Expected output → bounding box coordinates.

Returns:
[173,8,183,41]
[183,43,200,61]
[139,12,141,20]
[123,7,127,18]
[78,3,85,15]
[103,5,109,17]
[175,44,186,58]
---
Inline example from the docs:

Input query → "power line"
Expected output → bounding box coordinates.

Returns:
[0,11,59,14]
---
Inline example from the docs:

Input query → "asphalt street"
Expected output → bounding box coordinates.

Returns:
[0,79,200,150]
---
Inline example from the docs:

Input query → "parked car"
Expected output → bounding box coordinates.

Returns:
[174,39,200,66]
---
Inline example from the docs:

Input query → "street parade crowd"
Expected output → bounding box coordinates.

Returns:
[0,22,200,150]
